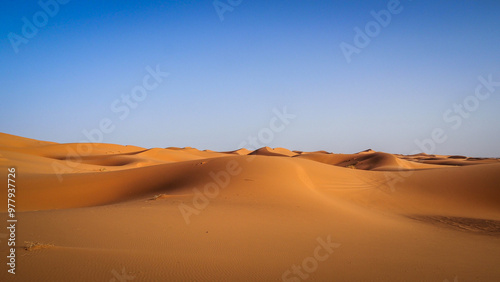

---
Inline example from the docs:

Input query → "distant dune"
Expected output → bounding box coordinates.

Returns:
[1,132,499,281]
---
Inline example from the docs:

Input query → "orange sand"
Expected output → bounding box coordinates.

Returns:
[1,132,499,281]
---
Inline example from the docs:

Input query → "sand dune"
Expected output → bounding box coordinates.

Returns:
[1,132,499,281]
[296,151,447,170]
[249,146,298,157]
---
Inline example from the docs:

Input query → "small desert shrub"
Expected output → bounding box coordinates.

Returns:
[24,241,54,251]
[151,194,168,200]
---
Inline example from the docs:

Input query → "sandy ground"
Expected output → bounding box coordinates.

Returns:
[1,132,499,281]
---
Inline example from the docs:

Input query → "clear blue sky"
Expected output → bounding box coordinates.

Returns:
[1,0,499,156]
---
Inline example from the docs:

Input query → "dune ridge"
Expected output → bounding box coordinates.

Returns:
[1,132,500,281]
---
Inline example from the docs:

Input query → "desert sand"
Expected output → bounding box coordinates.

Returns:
[1,132,499,281]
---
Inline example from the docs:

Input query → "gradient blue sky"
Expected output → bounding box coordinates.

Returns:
[1,0,499,156]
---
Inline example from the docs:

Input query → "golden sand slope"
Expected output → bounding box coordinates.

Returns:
[0,132,499,281]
